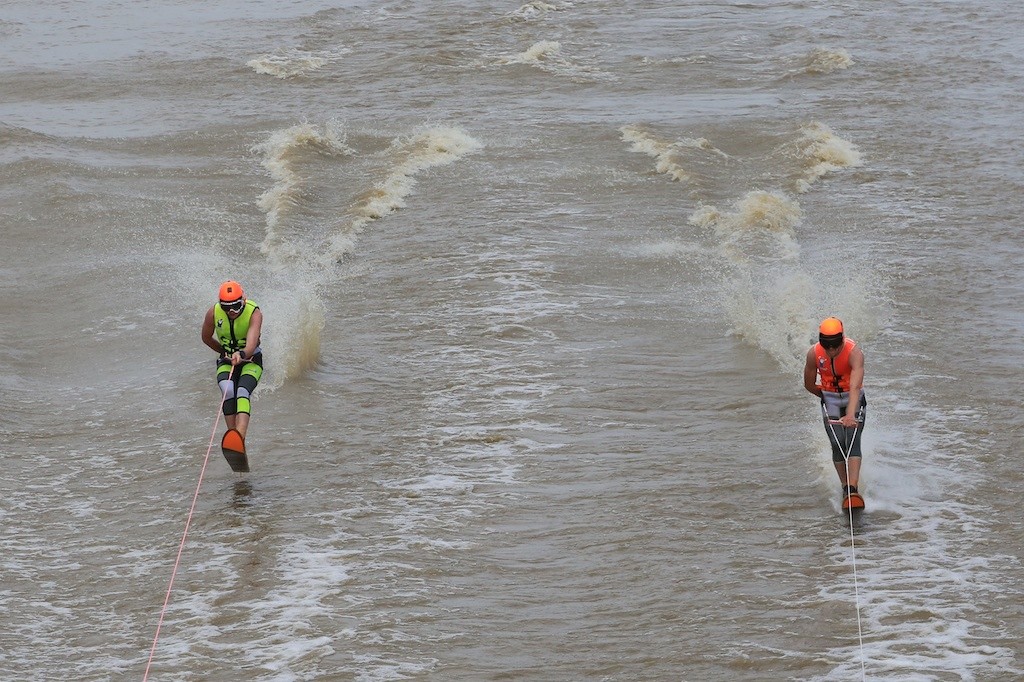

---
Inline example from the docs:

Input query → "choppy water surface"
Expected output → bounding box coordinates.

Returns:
[2,1,1022,680]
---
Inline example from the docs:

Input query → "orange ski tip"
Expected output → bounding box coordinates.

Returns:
[221,428,245,454]
[842,493,865,510]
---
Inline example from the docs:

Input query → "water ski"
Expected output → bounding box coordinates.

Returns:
[221,429,249,473]
[842,492,865,512]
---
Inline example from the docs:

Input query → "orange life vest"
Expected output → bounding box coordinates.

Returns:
[814,338,857,393]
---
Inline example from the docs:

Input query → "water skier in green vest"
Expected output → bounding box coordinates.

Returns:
[201,280,264,440]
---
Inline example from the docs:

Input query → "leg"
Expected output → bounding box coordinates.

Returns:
[843,417,865,490]
[233,358,263,440]
[235,412,250,439]
[825,419,861,490]
[834,456,861,488]
[847,456,862,488]
[217,361,238,425]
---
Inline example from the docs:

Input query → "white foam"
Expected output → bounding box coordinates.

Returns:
[802,47,855,75]
[497,40,616,81]
[620,124,728,183]
[352,655,438,682]
[253,121,354,269]
[803,393,1022,678]
[246,124,482,387]
[247,48,351,79]
[324,126,483,262]
[507,1,564,21]
[792,122,863,193]
[690,189,804,268]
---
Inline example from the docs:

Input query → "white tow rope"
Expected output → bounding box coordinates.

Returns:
[823,403,867,680]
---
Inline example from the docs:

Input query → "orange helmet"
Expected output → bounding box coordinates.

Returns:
[818,317,844,348]
[219,280,244,304]
[819,317,844,336]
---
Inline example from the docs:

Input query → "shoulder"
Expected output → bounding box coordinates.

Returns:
[804,345,819,364]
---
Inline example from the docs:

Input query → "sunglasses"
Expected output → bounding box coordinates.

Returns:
[820,335,844,350]
[220,299,245,314]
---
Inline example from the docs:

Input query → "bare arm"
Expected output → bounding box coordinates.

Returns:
[842,346,865,425]
[241,308,263,359]
[201,307,223,354]
[803,347,823,398]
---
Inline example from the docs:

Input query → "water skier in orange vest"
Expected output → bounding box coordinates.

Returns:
[803,317,866,504]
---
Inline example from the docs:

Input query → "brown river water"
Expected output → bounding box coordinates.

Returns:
[2,1,1022,680]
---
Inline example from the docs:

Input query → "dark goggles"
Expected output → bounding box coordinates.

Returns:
[819,333,844,350]
[220,298,245,314]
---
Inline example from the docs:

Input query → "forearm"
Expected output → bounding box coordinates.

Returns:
[240,332,259,358]
[803,367,823,397]
[845,374,864,417]
[240,310,263,359]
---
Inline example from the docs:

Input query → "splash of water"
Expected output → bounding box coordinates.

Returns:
[802,47,854,75]
[690,189,804,264]
[247,48,351,79]
[793,122,863,193]
[246,123,483,387]
[620,124,728,183]
[324,126,483,263]
[254,121,354,268]
[508,1,562,21]
[498,40,616,81]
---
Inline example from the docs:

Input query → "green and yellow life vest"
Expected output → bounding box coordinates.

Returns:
[213,299,260,354]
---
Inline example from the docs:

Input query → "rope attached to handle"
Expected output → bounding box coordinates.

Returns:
[143,385,229,680]
[822,401,867,681]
